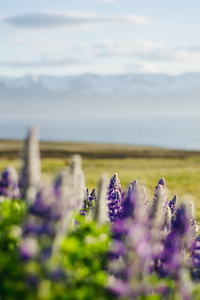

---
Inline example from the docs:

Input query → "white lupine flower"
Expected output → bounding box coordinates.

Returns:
[95,174,109,225]
[19,126,41,198]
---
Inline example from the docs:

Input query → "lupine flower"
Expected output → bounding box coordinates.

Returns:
[109,218,128,261]
[51,155,86,252]
[20,237,39,261]
[159,230,182,278]
[90,188,97,203]
[19,126,41,199]
[80,188,96,216]
[120,179,138,219]
[54,155,85,214]
[49,268,66,282]
[109,209,152,298]
[163,205,172,233]
[0,166,20,198]
[30,186,55,218]
[107,173,123,222]
[150,185,168,271]
[150,184,166,224]
[153,177,168,212]
[2,128,200,300]
[94,174,109,225]
[189,202,196,230]
[171,203,190,236]
[141,186,148,209]
[191,235,200,280]
[120,180,148,221]
[169,194,178,215]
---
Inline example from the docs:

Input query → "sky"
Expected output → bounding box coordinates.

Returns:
[1,0,200,77]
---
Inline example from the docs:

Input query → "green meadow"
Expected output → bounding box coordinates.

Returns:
[1,140,200,221]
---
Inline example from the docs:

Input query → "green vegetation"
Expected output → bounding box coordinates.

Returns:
[1,140,200,220]
[1,137,200,299]
[1,155,200,221]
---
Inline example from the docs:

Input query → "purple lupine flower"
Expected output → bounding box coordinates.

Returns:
[108,277,131,297]
[159,230,182,278]
[171,202,195,254]
[171,203,190,236]
[23,219,42,235]
[120,179,138,219]
[169,194,178,215]
[30,186,54,218]
[80,188,96,216]
[153,177,168,212]
[108,218,129,261]
[191,235,200,279]
[0,166,21,198]
[79,209,86,216]
[20,237,38,261]
[79,189,89,216]
[159,204,194,283]
[107,173,123,222]
[90,188,97,203]
[49,268,66,282]
[109,216,153,298]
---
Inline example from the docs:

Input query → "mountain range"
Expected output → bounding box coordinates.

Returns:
[1,73,200,120]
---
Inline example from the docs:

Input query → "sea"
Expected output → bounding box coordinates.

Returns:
[0,116,200,150]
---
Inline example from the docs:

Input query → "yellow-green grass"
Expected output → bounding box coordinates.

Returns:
[1,156,200,221]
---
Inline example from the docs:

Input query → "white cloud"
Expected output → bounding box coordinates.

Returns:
[3,32,200,76]
[0,57,89,68]
[4,11,150,29]
[125,62,159,74]
[6,36,200,72]
[93,39,200,61]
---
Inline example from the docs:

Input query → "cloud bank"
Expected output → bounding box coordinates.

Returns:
[0,58,88,68]
[4,12,150,28]
[93,40,200,61]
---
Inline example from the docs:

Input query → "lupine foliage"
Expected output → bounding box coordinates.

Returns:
[1,128,200,299]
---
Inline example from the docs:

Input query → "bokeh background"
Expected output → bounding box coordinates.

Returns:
[2,0,200,219]
[1,0,200,148]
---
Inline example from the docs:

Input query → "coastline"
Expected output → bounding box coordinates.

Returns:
[0,139,200,159]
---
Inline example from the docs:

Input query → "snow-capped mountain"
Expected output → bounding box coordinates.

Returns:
[2,73,200,94]
[1,73,200,120]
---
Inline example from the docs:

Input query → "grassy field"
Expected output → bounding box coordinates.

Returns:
[1,140,200,221]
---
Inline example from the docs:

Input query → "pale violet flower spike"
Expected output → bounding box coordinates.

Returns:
[120,179,138,219]
[52,155,85,251]
[141,186,148,209]
[151,184,166,229]
[19,126,41,199]
[152,178,168,215]
[70,155,85,210]
[95,174,109,225]
[55,154,85,215]
[189,202,196,228]
[163,205,172,233]
[0,166,21,198]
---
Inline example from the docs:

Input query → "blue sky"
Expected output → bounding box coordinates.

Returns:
[1,0,200,77]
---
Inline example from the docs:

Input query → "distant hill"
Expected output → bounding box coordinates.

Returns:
[1,73,200,120]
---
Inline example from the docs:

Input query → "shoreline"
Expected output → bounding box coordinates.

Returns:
[0,139,200,159]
